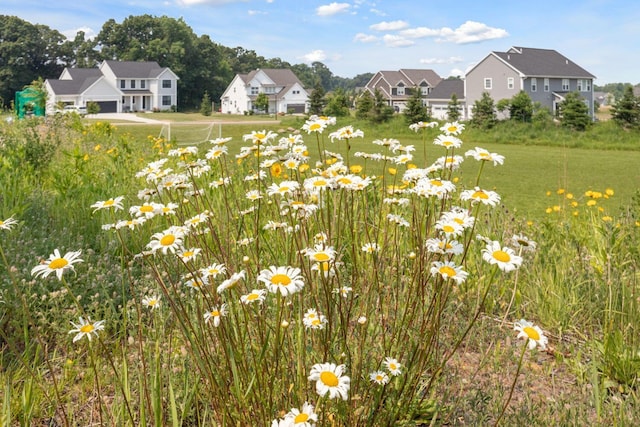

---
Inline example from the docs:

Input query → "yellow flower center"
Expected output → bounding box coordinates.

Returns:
[140,205,154,212]
[320,371,339,387]
[493,250,511,262]
[160,234,176,246]
[294,413,309,423]
[211,310,220,317]
[312,319,321,326]
[523,326,540,341]
[313,253,331,262]
[80,324,94,333]
[431,180,443,186]
[454,218,464,225]
[338,177,353,185]
[104,199,114,206]
[148,300,158,306]
[472,190,489,199]
[279,186,290,193]
[247,293,259,301]
[389,363,397,371]
[447,126,458,133]
[439,266,457,277]
[314,180,327,187]
[49,258,69,270]
[0,221,4,226]
[309,123,321,131]
[442,225,455,233]
[271,273,292,286]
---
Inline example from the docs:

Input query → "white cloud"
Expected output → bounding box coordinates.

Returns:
[353,32,378,43]
[301,49,328,63]
[400,20,508,44]
[177,0,244,5]
[370,20,409,31]
[316,2,351,16]
[62,26,97,40]
[419,56,463,65]
[248,9,267,15]
[382,34,415,48]
[370,8,386,17]
[448,68,465,78]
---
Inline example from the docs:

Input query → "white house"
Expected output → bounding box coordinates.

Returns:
[220,68,308,115]
[45,60,179,114]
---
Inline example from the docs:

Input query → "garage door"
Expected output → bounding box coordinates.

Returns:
[95,101,117,113]
[286,104,305,114]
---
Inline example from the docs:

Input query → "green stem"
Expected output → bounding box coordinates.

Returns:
[494,343,527,426]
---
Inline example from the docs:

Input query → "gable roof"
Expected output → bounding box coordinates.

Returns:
[102,60,169,78]
[492,47,595,78]
[47,74,103,95]
[426,79,465,100]
[240,68,305,88]
[399,69,442,87]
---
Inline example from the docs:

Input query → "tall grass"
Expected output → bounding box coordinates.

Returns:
[0,114,639,425]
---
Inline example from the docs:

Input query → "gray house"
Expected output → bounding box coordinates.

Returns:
[465,47,596,118]
[363,69,442,113]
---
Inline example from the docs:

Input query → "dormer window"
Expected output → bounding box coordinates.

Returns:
[397,82,405,96]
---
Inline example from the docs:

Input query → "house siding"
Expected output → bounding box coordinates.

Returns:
[465,54,521,119]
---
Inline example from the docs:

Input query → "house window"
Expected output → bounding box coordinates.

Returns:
[120,80,125,89]
[544,78,550,92]
[397,83,405,96]
[577,79,591,92]
[131,80,136,89]
[507,77,514,90]
[250,86,259,95]
[562,79,570,91]
[141,80,146,89]
[420,82,429,95]
[531,78,537,92]
[162,80,172,89]
[162,95,172,106]
[484,78,492,90]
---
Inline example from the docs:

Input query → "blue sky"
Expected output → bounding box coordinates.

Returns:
[5,0,640,84]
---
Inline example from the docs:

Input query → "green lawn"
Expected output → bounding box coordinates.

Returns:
[112,117,639,220]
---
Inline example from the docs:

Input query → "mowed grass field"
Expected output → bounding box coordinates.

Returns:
[113,114,640,220]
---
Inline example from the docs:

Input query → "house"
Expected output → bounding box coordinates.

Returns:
[363,69,442,113]
[44,60,179,114]
[220,68,308,115]
[465,47,596,118]
[425,79,465,120]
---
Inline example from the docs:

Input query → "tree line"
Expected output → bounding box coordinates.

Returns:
[0,14,373,110]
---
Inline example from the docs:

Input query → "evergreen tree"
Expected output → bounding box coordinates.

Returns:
[323,88,350,117]
[356,91,374,120]
[370,88,395,123]
[200,91,212,116]
[447,93,461,121]
[509,91,533,122]
[559,91,591,131]
[403,87,429,123]
[308,81,326,115]
[470,92,497,129]
[611,85,640,129]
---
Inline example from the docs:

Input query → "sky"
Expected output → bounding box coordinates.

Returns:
[4,0,640,84]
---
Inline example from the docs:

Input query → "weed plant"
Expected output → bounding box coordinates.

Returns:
[0,114,639,425]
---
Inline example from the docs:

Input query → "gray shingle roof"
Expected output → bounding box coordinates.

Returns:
[240,68,305,88]
[103,60,167,78]
[494,47,595,78]
[47,76,101,95]
[426,79,464,100]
